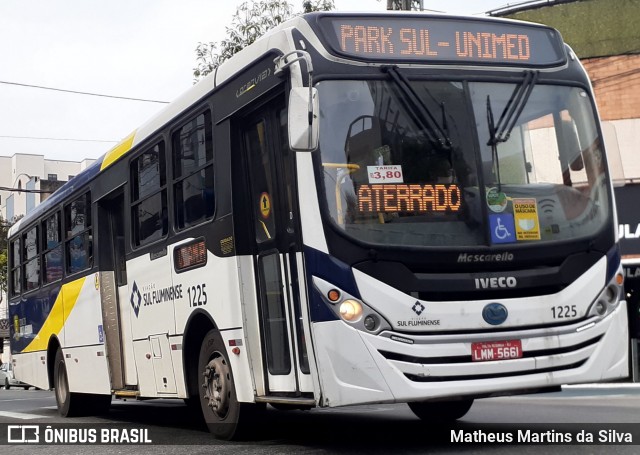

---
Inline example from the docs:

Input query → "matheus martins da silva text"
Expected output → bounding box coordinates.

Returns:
[451,429,633,443]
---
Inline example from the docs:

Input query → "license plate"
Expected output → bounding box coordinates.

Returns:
[471,340,522,362]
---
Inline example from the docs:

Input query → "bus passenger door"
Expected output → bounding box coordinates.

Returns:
[97,190,136,390]
[240,99,313,398]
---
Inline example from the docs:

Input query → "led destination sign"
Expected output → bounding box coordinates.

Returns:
[358,184,461,213]
[319,17,565,66]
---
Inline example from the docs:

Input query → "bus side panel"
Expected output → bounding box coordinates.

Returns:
[219,328,255,403]
[12,352,49,390]
[169,334,187,398]
[60,274,104,349]
[172,249,245,339]
[296,153,328,254]
[234,255,267,400]
[311,321,394,407]
[172,250,257,403]
[62,345,111,395]
[56,275,111,394]
[126,253,175,339]
[117,283,138,386]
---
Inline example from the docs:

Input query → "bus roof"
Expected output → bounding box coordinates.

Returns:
[9,11,565,237]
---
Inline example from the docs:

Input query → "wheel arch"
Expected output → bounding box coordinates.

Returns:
[182,310,217,399]
[47,335,62,390]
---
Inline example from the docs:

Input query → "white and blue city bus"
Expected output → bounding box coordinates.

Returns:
[7,12,628,439]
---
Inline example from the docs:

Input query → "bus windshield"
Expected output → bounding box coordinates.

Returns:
[317,78,610,248]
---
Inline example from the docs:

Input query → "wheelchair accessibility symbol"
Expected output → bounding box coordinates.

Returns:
[489,214,516,244]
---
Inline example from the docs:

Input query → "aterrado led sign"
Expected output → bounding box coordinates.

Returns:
[318,17,566,66]
[358,183,461,213]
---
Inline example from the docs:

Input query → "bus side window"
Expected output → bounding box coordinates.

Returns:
[172,110,215,230]
[64,193,93,274]
[42,212,63,284]
[130,142,168,247]
[9,238,21,296]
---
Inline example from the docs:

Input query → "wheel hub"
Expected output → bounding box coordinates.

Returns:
[202,355,230,418]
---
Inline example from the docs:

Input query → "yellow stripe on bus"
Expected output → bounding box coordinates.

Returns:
[22,277,86,353]
[100,130,136,171]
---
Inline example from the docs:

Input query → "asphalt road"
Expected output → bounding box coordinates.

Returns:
[1,385,640,454]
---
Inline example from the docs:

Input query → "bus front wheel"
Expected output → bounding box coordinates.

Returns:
[408,399,474,422]
[198,329,263,440]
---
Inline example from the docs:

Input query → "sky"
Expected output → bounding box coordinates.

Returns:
[0,0,513,162]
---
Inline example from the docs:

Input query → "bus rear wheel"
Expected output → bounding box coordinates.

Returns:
[198,329,262,440]
[54,348,82,417]
[408,399,474,422]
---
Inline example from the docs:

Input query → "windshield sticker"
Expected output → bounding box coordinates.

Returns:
[489,214,516,244]
[367,165,404,184]
[486,187,508,213]
[513,198,541,240]
[357,184,461,213]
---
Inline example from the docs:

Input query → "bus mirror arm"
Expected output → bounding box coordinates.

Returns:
[274,50,314,83]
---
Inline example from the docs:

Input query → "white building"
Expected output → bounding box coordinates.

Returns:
[1,153,95,222]
[1,153,95,359]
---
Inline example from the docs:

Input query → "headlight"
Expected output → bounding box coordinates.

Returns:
[313,277,391,334]
[587,267,624,320]
[339,300,363,322]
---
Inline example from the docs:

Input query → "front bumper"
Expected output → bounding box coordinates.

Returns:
[312,302,628,407]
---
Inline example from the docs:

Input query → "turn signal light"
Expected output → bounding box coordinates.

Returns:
[327,289,341,303]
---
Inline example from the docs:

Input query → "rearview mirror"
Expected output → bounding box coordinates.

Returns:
[288,87,319,152]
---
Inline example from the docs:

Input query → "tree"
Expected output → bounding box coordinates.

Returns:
[0,215,20,301]
[193,0,334,81]
[387,0,423,10]
[0,217,10,302]
[0,250,6,302]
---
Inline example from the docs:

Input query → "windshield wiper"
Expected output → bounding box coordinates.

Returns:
[486,70,539,190]
[382,65,451,150]
[487,70,539,146]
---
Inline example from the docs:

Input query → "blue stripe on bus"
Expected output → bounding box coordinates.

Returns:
[9,284,62,353]
[303,246,359,323]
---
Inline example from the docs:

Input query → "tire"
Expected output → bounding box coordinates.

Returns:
[4,378,9,390]
[53,348,83,417]
[53,348,112,417]
[408,399,474,422]
[198,329,263,440]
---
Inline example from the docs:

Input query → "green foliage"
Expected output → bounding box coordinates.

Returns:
[193,0,334,81]
[0,215,20,296]
[302,0,335,12]
[0,217,9,295]
[387,0,423,10]
[0,250,6,296]
[503,0,640,58]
